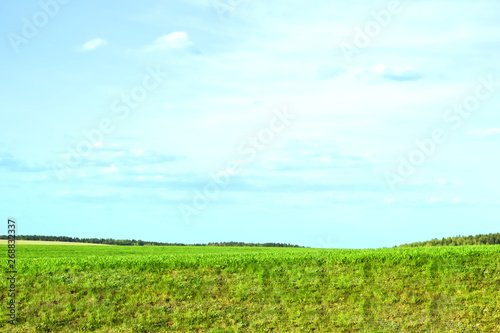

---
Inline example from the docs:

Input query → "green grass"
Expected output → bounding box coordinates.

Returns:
[2,245,500,332]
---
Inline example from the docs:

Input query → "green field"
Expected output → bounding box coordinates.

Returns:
[2,244,500,332]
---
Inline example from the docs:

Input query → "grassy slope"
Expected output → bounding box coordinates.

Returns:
[1,245,500,332]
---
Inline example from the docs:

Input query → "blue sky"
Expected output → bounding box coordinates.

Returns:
[1,0,500,248]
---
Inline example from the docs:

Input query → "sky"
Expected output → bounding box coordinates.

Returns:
[1,0,500,248]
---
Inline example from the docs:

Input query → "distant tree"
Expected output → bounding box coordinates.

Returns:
[397,232,500,248]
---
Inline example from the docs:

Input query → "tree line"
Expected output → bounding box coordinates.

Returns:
[397,232,500,247]
[206,242,302,247]
[0,235,304,247]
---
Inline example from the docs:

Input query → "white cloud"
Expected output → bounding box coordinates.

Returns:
[54,190,71,196]
[102,165,119,173]
[367,64,423,82]
[81,38,107,51]
[143,32,193,52]
[130,149,146,155]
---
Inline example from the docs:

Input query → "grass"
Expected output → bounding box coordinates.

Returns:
[2,244,500,332]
